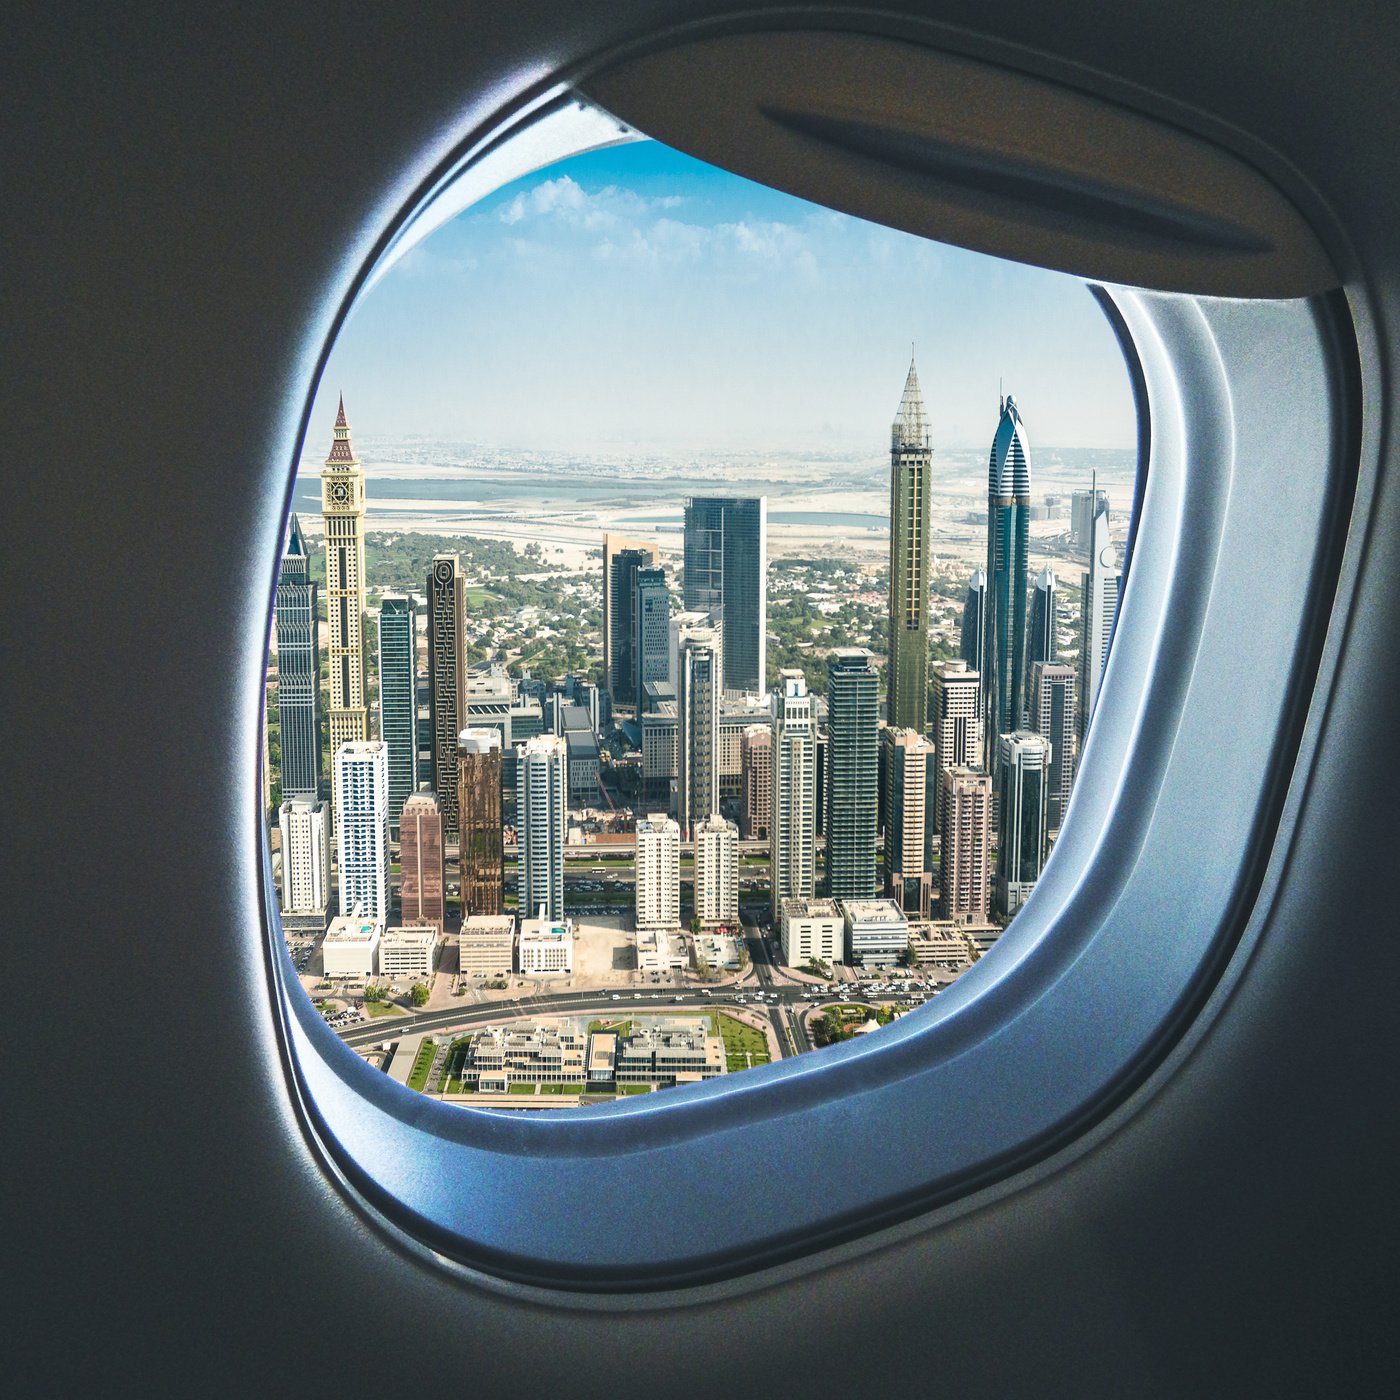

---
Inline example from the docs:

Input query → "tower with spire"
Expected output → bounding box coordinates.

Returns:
[984,393,1033,758]
[321,395,370,815]
[887,355,934,733]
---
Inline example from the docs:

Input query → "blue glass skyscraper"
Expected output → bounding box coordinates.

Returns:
[683,496,767,693]
[984,395,1032,753]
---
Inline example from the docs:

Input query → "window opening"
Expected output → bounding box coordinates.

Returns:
[266,130,1136,1109]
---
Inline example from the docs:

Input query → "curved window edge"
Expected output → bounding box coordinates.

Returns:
[257,95,1362,1293]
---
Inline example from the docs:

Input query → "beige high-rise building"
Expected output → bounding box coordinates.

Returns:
[398,791,445,931]
[741,723,773,839]
[939,766,992,923]
[457,728,503,917]
[321,396,369,809]
[883,727,935,918]
[929,658,983,829]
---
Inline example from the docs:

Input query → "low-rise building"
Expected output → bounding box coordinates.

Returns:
[636,925,688,974]
[518,912,574,976]
[614,1018,725,1086]
[907,919,994,967]
[780,897,843,968]
[692,932,743,971]
[322,915,382,978]
[459,914,515,978]
[843,898,909,968]
[463,1022,587,1091]
[379,923,438,979]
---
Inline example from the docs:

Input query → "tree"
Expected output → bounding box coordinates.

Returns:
[410,983,429,1007]
[689,915,703,937]
[363,983,385,1003]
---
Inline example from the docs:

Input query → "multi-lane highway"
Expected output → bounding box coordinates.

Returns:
[336,982,838,1057]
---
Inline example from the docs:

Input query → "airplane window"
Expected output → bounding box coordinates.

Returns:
[267,124,1137,1105]
[263,80,1353,1291]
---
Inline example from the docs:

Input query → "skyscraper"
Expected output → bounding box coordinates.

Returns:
[632,565,671,707]
[960,568,987,680]
[771,669,817,921]
[1071,487,1110,549]
[882,728,936,917]
[694,813,739,927]
[602,535,659,706]
[278,795,330,928]
[676,628,721,839]
[457,728,503,917]
[275,513,322,801]
[1078,497,1122,743]
[321,397,369,794]
[428,553,468,841]
[635,814,680,931]
[517,734,566,923]
[334,740,389,923]
[1027,565,1058,679]
[398,791,444,931]
[888,357,933,732]
[740,723,773,840]
[995,732,1051,918]
[929,658,983,830]
[377,595,417,836]
[825,648,880,899]
[682,496,767,693]
[939,766,991,922]
[985,393,1033,750]
[1029,661,1077,831]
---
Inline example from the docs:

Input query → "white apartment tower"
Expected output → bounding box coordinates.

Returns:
[278,796,330,917]
[517,734,567,923]
[635,813,681,931]
[929,658,983,826]
[694,813,739,927]
[771,669,817,921]
[1078,496,1122,743]
[334,741,390,923]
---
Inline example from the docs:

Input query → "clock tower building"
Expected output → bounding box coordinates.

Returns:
[321,396,369,817]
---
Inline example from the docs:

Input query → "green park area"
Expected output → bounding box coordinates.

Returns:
[406,1039,437,1092]
[712,1012,770,1073]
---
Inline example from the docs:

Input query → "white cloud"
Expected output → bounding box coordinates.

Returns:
[498,176,685,231]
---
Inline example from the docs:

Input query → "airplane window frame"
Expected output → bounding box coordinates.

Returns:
[261,76,1360,1296]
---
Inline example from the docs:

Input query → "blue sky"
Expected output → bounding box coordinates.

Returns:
[310,142,1136,454]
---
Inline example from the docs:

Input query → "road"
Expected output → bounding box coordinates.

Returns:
[335,983,872,1054]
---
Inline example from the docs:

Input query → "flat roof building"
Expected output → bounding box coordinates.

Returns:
[843,898,910,968]
[781,897,843,969]
[459,914,515,978]
[380,923,438,979]
[518,910,573,976]
[322,915,382,979]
